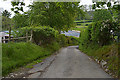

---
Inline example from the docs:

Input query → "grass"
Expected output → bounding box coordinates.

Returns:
[74,20,92,22]
[72,26,88,32]
[72,20,93,32]
[25,59,42,68]
[79,43,119,78]
[74,20,93,27]
[2,41,60,76]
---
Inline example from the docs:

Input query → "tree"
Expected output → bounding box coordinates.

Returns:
[2,16,12,30]
[11,1,25,13]
[91,20,118,46]
[93,9,113,22]
[2,10,12,30]
[28,2,82,33]
[92,1,120,35]
[12,13,28,28]
[81,5,88,12]
[2,10,11,18]
[92,1,120,23]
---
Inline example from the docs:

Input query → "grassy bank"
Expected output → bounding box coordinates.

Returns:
[79,43,119,78]
[2,42,60,76]
[2,34,79,76]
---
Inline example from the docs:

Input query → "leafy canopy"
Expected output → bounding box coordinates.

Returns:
[93,9,112,22]
[2,10,11,18]
[28,2,81,32]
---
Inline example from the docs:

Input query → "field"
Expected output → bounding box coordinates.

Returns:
[72,20,93,32]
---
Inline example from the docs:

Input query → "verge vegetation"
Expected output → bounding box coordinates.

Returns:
[2,27,79,76]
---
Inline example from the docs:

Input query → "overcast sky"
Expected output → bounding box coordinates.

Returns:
[0,0,93,18]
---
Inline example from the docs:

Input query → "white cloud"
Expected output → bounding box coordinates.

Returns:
[80,0,92,5]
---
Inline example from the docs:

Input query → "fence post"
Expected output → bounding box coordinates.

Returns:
[30,30,33,42]
[26,29,28,42]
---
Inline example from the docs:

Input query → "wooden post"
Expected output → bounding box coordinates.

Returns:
[30,30,33,42]
[9,26,11,42]
[26,30,28,42]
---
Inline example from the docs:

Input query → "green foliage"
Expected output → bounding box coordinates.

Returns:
[2,10,11,18]
[12,13,28,28]
[93,9,112,22]
[20,26,58,45]
[28,2,81,32]
[79,41,118,77]
[2,34,79,76]
[2,42,51,76]
[92,1,120,25]
[56,34,79,47]
[2,16,12,30]
[56,34,67,47]
[11,2,25,13]
[92,1,119,10]
[44,41,60,53]
[67,36,79,45]
[90,20,118,46]
[94,44,118,77]
[79,25,92,50]
[79,20,118,46]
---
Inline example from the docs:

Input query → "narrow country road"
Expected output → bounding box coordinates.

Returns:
[39,46,111,78]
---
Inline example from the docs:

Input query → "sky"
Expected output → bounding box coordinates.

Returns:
[0,0,93,18]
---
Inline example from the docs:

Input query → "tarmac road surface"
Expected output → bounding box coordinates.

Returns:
[40,46,111,78]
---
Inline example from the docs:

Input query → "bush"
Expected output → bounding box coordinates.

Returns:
[56,34,79,47]
[56,34,67,47]
[79,20,118,46]
[66,36,79,45]
[90,20,118,46]
[18,26,58,45]
[78,20,119,78]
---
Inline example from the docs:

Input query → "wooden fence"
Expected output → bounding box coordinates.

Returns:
[2,28,33,43]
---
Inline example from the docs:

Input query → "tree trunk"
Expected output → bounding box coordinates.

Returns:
[58,29,61,34]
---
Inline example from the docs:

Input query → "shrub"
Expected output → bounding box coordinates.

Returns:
[90,20,118,46]
[66,36,79,45]
[18,26,58,45]
[56,34,67,47]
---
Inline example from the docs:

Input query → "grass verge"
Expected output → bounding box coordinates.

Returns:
[79,43,119,78]
[2,41,60,76]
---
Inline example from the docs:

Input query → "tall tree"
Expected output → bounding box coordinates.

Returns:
[93,9,113,22]
[28,2,82,33]
[2,10,11,18]
[12,13,28,28]
[2,10,12,30]
[11,1,25,13]
[2,16,12,30]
